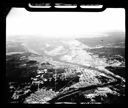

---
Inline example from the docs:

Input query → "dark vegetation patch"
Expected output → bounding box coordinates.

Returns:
[6,54,80,103]
[6,53,39,103]
[105,66,125,78]
[43,72,79,91]
[95,75,111,84]
[6,54,38,82]
[57,92,90,103]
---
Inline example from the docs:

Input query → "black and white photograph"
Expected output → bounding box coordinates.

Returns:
[6,7,125,104]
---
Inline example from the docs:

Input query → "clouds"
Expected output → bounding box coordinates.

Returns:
[6,8,125,38]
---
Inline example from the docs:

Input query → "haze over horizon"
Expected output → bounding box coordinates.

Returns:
[6,8,125,39]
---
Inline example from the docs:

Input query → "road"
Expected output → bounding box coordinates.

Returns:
[47,58,125,103]
[48,79,122,103]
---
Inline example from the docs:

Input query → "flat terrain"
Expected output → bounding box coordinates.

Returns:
[6,32,125,104]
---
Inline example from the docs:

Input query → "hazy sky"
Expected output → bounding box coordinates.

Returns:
[6,8,125,39]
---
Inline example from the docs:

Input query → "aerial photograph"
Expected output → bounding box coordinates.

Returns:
[6,8,125,104]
